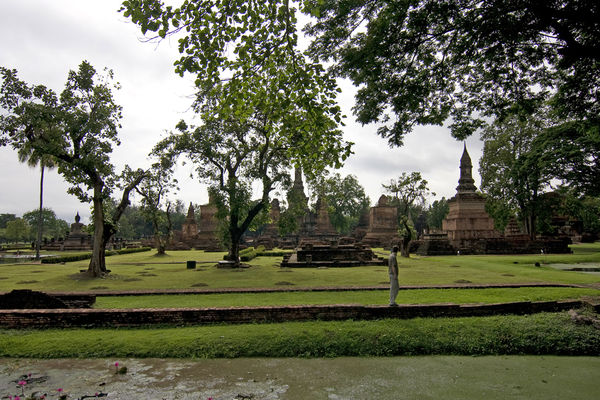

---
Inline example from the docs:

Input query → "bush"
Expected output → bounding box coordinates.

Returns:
[240,245,292,261]
[41,253,91,264]
[219,246,261,262]
[240,246,257,262]
[41,247,151,264]
[256,250,292,257]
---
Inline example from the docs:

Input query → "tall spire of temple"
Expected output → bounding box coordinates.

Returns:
[293,166,305,192]
[186,202,195,219]
[288,166,308,209]
[456,143,477,193]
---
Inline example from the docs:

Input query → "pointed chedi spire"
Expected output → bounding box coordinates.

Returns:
[186,202,195,219]
[456,143,477,193]
[293,166,305,192]
[289,166,308,207]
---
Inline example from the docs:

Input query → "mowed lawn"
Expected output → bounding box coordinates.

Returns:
[1,244,599,359]
[94,287,600,309]
[0,243,599,294]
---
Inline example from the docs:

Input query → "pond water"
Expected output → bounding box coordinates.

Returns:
[1,357,599,400]
[0,254,53,264]
[547,262,600,275]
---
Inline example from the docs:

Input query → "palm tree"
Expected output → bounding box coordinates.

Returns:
[18,147,56,260]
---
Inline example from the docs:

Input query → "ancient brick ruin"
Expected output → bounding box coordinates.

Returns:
[417,145,571,255]
[280,242,385,267]
[361,195,401,248]
[168,201,223,251]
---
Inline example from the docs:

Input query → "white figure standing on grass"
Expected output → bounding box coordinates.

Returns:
[388,246,399,306]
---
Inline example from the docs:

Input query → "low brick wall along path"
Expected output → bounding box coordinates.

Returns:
[1,299,597,329]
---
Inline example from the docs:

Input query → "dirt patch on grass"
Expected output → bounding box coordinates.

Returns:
[91,286,109,290]
[123,278,142,282]
[136,272,157,276]
[68,272,99,281]
[191,283,208,287]
[454,279,472,284]
[275,281,295,286]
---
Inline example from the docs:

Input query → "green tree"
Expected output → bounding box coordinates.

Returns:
[17,147,56,259]
[484,196,515,233]
[124,1,352,265]
[5,218,30,243]
[134,161,178,255]
[534,121,600,197]
[312,173,370,235]
[170,200,187,232]
[534,188,600,238]
[305,0,600,145]
[480,112,552,238]
[0,214,16,229]
[426,198,449,231]
[579,196,600,238]
[0,62,146,277]
[383,172,433,257]
[22,208,69,241]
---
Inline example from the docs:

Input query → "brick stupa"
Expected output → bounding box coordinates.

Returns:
[442,144,499,245]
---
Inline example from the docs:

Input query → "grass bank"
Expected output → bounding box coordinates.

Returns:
[1,312,598,358]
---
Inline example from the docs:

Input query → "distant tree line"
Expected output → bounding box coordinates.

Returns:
[0,209,68,244]
[0,201,191,244]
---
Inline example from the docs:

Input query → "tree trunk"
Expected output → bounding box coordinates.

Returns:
[400,220,412,258]
[152,218,168,256]
[227,227,242,267]
[35,165,44,260]
[87,180,107,277]
[155,235,166,255]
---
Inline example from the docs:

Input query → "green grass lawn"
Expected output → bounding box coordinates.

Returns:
[1,312,598,358]
[1,244,599,358]
[0,243,599,293]
[94,287,600,308]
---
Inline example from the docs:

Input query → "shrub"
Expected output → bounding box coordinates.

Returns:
[256,250,292,257]
[240,246,257,262]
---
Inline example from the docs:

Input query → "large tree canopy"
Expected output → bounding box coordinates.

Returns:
[0,61,145,276]
[479,111,553,237]
[305,0,600,145]
[120,0,348,168]
[480,102,600,235]
[534,121,600,197]
[311,173,370,235]
[122,0,352,265]
[22,208,69,241]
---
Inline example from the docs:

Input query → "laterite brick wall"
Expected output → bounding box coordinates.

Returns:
[0,300,586,329]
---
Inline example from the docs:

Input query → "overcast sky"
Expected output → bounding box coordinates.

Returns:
[0,0,484,224]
